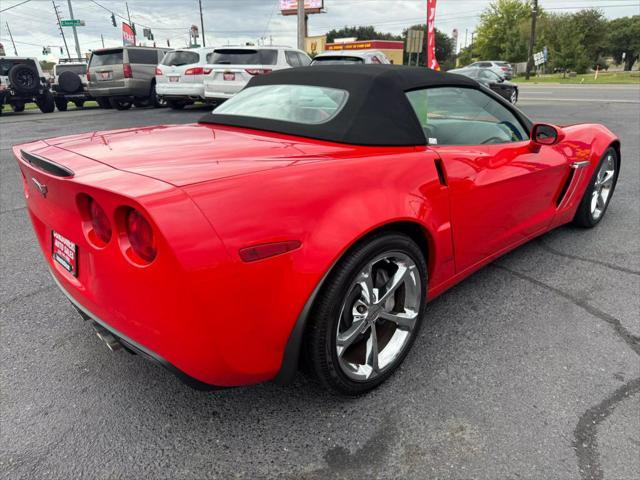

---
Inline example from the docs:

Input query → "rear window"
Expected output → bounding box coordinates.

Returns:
[90,50,123,67]
[162,50,199,66]
[127,49,160,65]
[311,56,364,65]
[56,64,86,75]
[213,84,349,125]
[207,49,278,66]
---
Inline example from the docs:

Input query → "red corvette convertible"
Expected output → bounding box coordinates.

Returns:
[14,65,620,395]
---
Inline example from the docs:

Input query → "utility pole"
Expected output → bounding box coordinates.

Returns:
[297,0,305,50]
[67,0,82,59]
[52,1,72,60]
[198,0,206,47]
[525,0,538,80]
[101,34,105,48]
[464,28,468,48]
[5,21,18,55]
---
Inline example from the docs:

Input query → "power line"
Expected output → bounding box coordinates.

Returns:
[0,0,32,14]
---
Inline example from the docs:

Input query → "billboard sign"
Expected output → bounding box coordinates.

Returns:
[122,22,135,46]
[406,29,425,54]
[280,0,324,15]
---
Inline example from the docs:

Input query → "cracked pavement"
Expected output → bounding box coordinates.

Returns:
[1,85,639,479]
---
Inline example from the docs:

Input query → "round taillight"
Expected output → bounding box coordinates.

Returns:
[125,209,156,263]
[89,198,112,244]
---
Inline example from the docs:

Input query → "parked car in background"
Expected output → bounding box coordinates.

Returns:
[203,46,311,103]
[156,47,215,110]
[311,49,391,65]
[467,60,513,80]
[0,56,55,114]
[51,60,92,111]
[87,46,170,110]
[450,67,518,104]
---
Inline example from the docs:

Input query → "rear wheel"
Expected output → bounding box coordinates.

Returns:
[54,97,68,111]
[167,100,186,110]
[11,101,25,112]
[573,147,619,227]
[96,97,112,109]
[304,233,427,395]
[36,91,55,113]
[109,98,132,110]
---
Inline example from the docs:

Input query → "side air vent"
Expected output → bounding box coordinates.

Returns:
[555,169,575,207]
[20,150,74,178]
[434,158,448,186]
[557,161,591,210]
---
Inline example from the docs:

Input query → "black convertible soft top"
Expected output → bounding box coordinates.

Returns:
[199,65,483,146]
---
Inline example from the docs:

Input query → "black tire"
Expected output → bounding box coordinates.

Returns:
[96,97,112,109]
[11,102,25,112]
[573,147,619,228]
[133,99,150,108]
[8,63,39,94]
[303,232,427,396]
[109,98,132,110]
[150,82,166,108]
[166,100,186,110]
[58,71,82,93]
[54,97,68,111]
[36,91,55,113]
[73,100,85,108]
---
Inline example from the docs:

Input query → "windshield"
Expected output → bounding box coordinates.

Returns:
[213,84,349,125]
[207,49,277,65]
[90,50,123,67]
[56,65,86,75]
[162,50,199,66]
[311,56,364,65]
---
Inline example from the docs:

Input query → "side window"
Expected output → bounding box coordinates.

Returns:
[478,62,492,68]
[127,49,159,65]
[285,51,301,67]
[406,87,529,146]
[297,52,311,66]
[371,56,382,64]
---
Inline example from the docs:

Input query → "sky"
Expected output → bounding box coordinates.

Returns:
[1,0,639,60]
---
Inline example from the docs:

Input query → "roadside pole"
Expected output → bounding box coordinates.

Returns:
[198,0,206,47]
[5,21,18,55]
[525,0,538,80]
[66,0,82,60]
[52,1,72,60]
[297,0,304,50]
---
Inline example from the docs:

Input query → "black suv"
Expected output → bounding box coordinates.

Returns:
[0,57,55,114]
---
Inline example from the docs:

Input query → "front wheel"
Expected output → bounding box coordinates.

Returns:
[573,147,619,228]
[304,233,427,395]
[36,91,55,113]
[54,97,68,111]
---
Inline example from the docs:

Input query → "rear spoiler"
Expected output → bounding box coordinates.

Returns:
[20,149,74,178]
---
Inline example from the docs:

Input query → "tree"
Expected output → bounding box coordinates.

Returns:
[473,0,532,62]
[402,25,455,68]
[325,26,401,43]
[606,15,640,71]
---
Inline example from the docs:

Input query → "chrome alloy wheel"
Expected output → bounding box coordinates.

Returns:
[335,252,421,381]
[591,152,616,221]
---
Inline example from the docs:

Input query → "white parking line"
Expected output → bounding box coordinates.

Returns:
[519,97,640,104]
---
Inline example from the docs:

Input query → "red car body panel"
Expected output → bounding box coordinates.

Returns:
[13,121,619,387]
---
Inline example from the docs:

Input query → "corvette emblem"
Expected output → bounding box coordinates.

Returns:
[31,178,48,198]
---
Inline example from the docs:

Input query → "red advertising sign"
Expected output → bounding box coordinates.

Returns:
[280,0,323,15]
[122,22,135,46]
[426,0,440,70]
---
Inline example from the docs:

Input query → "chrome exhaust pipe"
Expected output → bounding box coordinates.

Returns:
[92,323,122,352]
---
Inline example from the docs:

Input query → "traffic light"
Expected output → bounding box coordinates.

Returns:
[60,46,64,54]
[111,13,116,27]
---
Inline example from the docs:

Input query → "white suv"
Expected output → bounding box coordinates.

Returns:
[156,47,215,109]
[203,46,311,103]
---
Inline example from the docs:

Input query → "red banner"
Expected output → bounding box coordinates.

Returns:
[426,0,440,70]
[122,22,135,46]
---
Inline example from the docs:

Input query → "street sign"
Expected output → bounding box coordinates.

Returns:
[534,51,545,66]
[406,29,425,54]
[60,19,85,27]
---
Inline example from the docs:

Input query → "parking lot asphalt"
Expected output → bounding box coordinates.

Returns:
[1,84,639,480]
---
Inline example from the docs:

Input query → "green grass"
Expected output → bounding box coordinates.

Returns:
[1,100,98,113]
[515,71,640,84]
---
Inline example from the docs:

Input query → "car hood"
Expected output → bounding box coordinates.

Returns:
[44,123,347,186]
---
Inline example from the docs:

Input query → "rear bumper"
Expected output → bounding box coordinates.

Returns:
[156,82,204,99]
[203,82,243,99]
[51,271,220,390]
[88,80,149,98]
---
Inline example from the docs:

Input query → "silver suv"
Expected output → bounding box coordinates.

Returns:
[0,56,55,114]
[87,46,170,110]
[52,60,91,111]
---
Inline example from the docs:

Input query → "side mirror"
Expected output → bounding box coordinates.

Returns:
[531,123,565,146]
